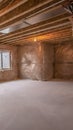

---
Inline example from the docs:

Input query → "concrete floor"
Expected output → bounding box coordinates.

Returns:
[0,80,73,130]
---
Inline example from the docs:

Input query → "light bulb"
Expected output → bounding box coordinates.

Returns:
[34,38,37,42]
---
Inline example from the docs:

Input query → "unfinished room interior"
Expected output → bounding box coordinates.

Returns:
[0,0,73,130]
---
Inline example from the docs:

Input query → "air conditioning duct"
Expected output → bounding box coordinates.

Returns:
[63,0,73,14]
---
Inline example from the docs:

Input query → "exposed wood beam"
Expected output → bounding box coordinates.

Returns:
[0,13,70,40]
[0,28,72,45]
[0,0,65,28]
[0,0,28,16]
[0,23,71,44]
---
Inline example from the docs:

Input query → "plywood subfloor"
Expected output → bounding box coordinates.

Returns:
[0,80,73,130]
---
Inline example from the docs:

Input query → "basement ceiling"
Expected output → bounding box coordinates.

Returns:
[0,0,73,45]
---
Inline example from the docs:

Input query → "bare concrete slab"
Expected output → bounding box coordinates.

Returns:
[0,80,73,130]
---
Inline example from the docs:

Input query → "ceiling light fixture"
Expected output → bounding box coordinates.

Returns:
[34,38,37,42]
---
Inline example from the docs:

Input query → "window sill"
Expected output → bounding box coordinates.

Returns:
[0,69,12,72]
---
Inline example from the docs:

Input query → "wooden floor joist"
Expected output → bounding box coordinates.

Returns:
[0,0,73,45]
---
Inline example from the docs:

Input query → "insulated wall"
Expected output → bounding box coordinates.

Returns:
[18,42,54,80]
[55,42,73,79]
[41,43,54,80]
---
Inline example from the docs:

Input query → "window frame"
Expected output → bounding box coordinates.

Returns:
[0,50,12,71]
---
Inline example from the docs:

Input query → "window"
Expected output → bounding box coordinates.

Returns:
[0,51,11,70]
